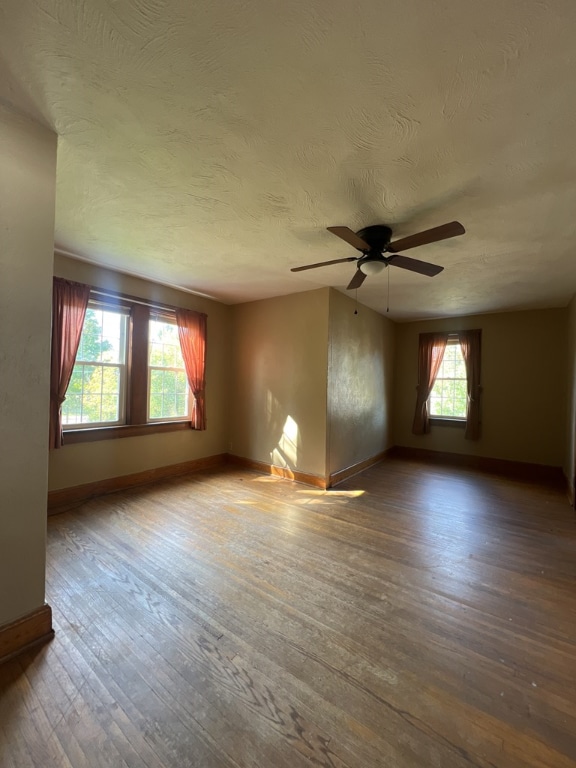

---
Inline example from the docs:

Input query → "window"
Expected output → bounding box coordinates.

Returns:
[62,303,128,427]
[148,317,190,421]
[54,283,207,445]
[412,329,481,439]
[429,339,467,420]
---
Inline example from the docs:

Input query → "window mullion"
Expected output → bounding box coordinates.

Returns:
[128,304,150,424]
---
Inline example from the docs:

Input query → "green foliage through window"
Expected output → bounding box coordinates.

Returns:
[429,342,467,419]
[148,318,189,420]
[61,306,127,426]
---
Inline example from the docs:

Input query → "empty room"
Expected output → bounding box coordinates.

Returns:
[1,1,576,767]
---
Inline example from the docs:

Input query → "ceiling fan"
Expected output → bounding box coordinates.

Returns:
[291,221,465,289]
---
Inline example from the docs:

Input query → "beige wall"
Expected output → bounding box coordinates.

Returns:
[564,295,576,491]
[327,289,395,476]
[0,107,57,625]
[230,289,329,479]
[49,261,575,492]
[49,255,232,491]
[394,309,567,467]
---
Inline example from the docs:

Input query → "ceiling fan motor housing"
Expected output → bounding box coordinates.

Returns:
[356,225,393,252]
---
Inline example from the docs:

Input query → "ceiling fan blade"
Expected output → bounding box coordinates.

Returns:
[387,254,444,277]
[388,221,465,253]
[347,269,367,290]
[327,226,370,252]
[291,256,357,273]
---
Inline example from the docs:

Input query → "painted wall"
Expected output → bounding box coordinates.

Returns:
[0,107,57,625]
[564,295,576,494]
[230,289,329,480]
[49,255,232,491]
[327,289,395,476]
[394,309,567,467]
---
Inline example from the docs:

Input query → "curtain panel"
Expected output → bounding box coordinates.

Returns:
[175,308,207,430]
[411,332,449,435]
[49,278,91,449]
[459,329,482,440]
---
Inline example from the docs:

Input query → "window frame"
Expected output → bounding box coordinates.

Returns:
[428,336,467,425]
[62,289,195,444]
[61,300,130,430]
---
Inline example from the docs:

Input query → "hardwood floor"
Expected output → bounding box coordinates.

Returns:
[1,458,576,767]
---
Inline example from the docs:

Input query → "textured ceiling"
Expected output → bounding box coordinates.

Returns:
[1,0,576,320]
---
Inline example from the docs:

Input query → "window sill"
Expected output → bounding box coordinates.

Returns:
[62,420,192,445]
[429,417,466,428]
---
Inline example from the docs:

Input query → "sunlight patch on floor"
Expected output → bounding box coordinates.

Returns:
[250,475,285,483]
[295,488,366,505]
[297,489,365,498]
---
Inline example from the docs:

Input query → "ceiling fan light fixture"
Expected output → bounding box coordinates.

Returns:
[359,260,386,276]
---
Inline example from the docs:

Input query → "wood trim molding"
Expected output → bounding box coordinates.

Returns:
[226,454,326,489]
[62,420,192,445]
[328,448,393,488]
[389,445,565,485]
[48,453,228,513]
[0,605,54,665]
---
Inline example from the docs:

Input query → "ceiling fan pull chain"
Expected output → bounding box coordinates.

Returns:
[387,267,390,313]
[354,288,358,315]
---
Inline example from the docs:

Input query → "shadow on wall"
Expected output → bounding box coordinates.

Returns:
[266,389,300,471]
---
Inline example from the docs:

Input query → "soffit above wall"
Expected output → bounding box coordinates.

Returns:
[1,0,576,320]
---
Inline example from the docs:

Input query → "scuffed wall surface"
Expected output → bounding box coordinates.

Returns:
[230,290,329,479]
[48,255,232,491]
[394,309,567,467]
[327,290,395,476]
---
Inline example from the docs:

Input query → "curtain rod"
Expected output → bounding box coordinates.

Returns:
[89,286,183,314]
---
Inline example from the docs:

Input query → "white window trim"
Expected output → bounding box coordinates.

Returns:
[429,338,467,422]
[62,301,129,430]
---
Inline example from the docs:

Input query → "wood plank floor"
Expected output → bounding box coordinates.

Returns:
[1,457,576,767]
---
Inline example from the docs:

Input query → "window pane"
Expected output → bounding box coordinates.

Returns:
[443,400,455,417]
[62,393,82,424]
[164,370,177,394]
[67,368,83,395]
[454,400,467,418]
[442,358,456,378]
[453,356,467,378]
[101,394,120,422]
[454,379,468,400]
[83,394,101,423]
[77,307,125,364]
[150,369,164,393]
[149,393,163,419]
[163,395,178,417]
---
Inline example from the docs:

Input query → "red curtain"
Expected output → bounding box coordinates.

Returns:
[49,278,91,449]
[412,332,449,435]
[459,329,482,440]
[176,308,207,430]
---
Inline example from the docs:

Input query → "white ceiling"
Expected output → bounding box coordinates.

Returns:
[1,0,576,320]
